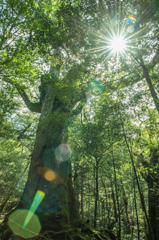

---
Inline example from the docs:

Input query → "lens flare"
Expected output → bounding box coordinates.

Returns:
[127,25,134,33]
[23,190,45,228]
[88,80,104,95]
[128,15,136,24]
[45,170,55,181]
[59,144,70,155]
[55,144,71,162]
[38,167,63,184]
[8,209,41,238]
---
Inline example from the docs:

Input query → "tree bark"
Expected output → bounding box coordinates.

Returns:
[112,151,121,240]
[94,159,99,229]
[121,183,132,236]
[135,149,159,240]
[133,177,140,240]
[146,149,159,240]
[2,82,81,240]
[81,168,84,219]
[111,186,117,223]
[139,56,159,114]
[120,113,154,240]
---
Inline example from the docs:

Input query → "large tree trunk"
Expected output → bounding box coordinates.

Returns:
[2,83,80,240]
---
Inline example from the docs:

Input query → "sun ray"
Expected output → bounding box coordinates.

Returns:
[125,25,150,42]
[98,48,112,58]
[127,45,158,52]
[84,44,111,53]
[122,50,135,64]
[101,50,114,65]
[101,3,116,37]
[100,22,115,40]
[77,21,114,43]
[100,15,116,39]
[122,50,143,76]
[84,45,112,59]
[120,14,127,37]
[62,0,158,70]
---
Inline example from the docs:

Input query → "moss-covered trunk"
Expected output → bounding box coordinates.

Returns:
[2,84,80,240]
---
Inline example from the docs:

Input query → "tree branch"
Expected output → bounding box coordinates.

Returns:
[3,77,41,113]
[69,90,87,117]
[104,72,142,92]
[139,55,159,113]
[17,123,32,140]
[148,49,159,69]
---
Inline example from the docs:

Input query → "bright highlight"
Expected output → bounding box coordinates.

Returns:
[8,209,41,238]
[45,170,55,181]
[38,167,63,184]
[55,144,71,162]
[23,190,45,228]
[128,15,135,24]
[110,37,126,53]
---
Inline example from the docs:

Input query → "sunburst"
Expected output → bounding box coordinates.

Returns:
[71,0,158,67]
[110,36,126,53]
[61,0,158,78]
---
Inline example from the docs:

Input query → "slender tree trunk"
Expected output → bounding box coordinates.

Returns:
[136,149,159,240]
[147,149,159,240]
[111,185,118,223]
[106,189,110,228]
[133,177,140,240]
[139,56,159,114]
[101,198,104,227]
[112,151,121,240]
[81,168,84,219]
[101,177,110,228]
[121,183,132,236]
[94,159,99,229]
[87,172,91,221]
[120,113,154,240]
[74,163,80,211]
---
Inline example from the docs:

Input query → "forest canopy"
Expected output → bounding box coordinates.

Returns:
[0,0,159,240]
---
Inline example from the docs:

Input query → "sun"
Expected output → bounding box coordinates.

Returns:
[77,1,156,66]
[110,36,126,53]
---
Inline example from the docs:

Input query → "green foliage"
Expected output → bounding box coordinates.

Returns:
[0,0,159,239]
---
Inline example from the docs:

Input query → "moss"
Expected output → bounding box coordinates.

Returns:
[94,233,103,240]
[74,235,86,240]
[97,228,116,240]
[1,228,12,240]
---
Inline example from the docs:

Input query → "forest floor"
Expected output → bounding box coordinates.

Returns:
[0,213,116,240]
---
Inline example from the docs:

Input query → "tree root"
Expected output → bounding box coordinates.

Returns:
[0,212,116,240]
